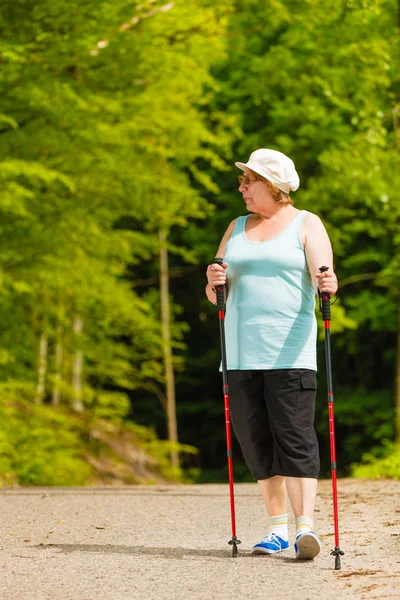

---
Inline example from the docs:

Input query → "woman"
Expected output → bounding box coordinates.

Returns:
[205,148,338,560]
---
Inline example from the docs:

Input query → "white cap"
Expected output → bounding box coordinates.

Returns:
[235,148,300,193]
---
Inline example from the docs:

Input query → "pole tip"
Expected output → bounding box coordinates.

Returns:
[331,547,344,570]
[229,537,241,557]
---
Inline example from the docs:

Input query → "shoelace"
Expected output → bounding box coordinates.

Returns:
[263,533,279,543]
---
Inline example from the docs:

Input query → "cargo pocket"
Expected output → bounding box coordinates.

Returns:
[295,370,317,425]
[300,370,317,392]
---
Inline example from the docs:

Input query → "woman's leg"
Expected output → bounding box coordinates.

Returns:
[286,476,321,559]
[251,475,290,553]
[257,475,287,515]
[262,370,322,558]
[285,476,317,519]
[227,370,273,481]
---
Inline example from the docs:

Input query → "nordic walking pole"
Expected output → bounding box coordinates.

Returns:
[213,257,241,558]
[319,266,344,570]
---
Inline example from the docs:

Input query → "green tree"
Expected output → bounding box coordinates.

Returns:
[0,0,235,482]
[172,0,400,478]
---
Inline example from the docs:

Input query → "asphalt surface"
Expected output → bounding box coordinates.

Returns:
[0,479,399,599]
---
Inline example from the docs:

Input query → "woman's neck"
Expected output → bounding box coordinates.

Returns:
[255,204,296,221]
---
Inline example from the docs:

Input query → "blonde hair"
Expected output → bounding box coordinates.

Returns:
[250,170,293,206]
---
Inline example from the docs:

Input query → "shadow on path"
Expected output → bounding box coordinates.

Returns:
[36,543,256,560]
[36,543,320,566]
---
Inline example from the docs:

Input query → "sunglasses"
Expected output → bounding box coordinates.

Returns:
[238,174,260,186]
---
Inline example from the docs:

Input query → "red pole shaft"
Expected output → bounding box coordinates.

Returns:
[219,309,237,538]
[328,395,339,547]
[325,319,340,550]
[224,387,237,537]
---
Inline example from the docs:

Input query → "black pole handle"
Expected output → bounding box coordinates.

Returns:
[212,257,225,311]
[319,265,331,321]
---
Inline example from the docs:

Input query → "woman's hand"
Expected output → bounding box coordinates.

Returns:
[316,268,338,297]
[206,262,228,288]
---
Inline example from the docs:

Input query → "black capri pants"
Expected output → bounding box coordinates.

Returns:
[227,369,320,480]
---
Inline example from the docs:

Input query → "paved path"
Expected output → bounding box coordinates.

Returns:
[0,479,399,599]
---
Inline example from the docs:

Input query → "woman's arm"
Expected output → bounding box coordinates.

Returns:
[205,219,237,304]
[303,213,338,296]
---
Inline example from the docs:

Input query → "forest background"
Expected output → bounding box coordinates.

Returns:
[0,0,399,486]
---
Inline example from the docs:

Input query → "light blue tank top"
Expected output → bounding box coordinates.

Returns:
[223,210,317,371]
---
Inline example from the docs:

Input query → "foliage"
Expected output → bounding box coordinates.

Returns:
[0,383,90,485]
[0,382,197,486]
[351,443,400,479]
[0,0,232,483]
[173,0,399,480]
[0,0,398,483]
[314,384,394,476]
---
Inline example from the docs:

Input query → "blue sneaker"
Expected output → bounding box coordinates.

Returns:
[252,533,290,555]
[294,531,322,560]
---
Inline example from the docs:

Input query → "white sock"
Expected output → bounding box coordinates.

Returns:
[296,515,314,536]
[270,513,288,541]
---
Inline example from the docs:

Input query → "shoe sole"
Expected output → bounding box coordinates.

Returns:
[251,546,289,556]
[296,534,321,560]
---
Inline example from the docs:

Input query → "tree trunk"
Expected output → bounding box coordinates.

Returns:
[52,323,63,407]
[34,330,48,404]
[159,228,179,468]
[71,314,84,413]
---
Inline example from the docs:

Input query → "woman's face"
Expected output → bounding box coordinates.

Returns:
[238,168,274,213]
